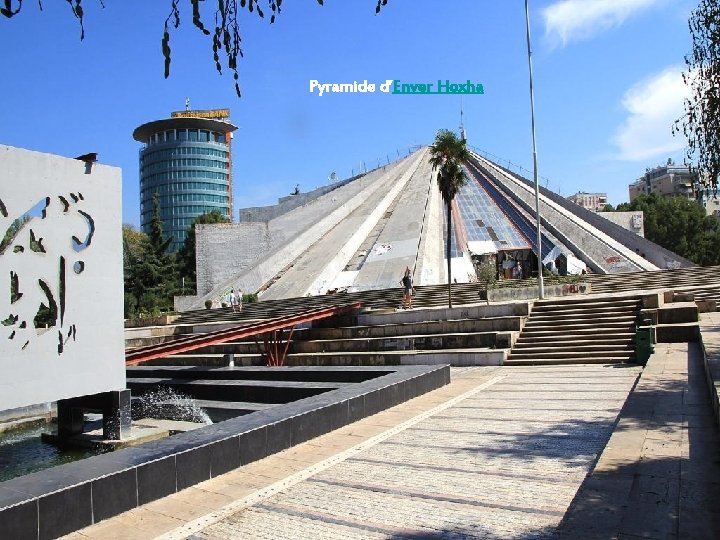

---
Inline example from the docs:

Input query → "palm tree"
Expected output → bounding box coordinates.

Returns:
[429,129,469,308]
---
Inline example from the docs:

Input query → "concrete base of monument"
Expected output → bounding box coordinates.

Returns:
[0,414,54,435]
[41,417,207,451]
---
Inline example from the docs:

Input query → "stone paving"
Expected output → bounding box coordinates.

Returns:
[64,338,720,540]
[186,366,637,540]
[558,342,720,539]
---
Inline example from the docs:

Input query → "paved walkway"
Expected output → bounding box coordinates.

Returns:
[63,330,720,539]
[559,342,720,539]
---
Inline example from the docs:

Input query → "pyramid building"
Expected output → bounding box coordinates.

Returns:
[174,148,693,311]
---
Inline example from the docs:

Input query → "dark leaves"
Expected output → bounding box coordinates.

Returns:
[162,30,171,78]
[0,0,21,18]
[680,0,720,189]
[191,0,210,34]
[55,0,85,39]
[4,0,390,99]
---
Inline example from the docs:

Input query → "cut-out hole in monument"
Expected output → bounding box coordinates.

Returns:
[26,197,50,220]
[10,271,22,304]
[1,191,97,355]
[33,279,58,331]
[0,216,30,255]
[59,257,66,327]
[72,210,94,252]
[58,325,77,354]
[29,229,46,253]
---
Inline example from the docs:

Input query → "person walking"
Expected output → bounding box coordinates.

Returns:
[400,267,414,309]
[230,288,241,313]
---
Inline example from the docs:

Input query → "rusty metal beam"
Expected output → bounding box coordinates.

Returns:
[126,302,361,366]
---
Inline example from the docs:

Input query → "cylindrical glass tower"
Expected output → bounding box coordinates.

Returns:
[133,110,238,252]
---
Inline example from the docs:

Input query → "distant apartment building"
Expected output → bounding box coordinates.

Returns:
[628,161,720,215]
[566,191,608,212]
[629,161,695,202]
[133,108,237,252]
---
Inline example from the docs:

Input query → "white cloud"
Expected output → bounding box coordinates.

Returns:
[543,0,663,46]
[613,66,688,161]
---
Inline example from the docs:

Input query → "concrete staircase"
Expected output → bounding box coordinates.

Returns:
[588,266,720,308]
[168,265,720,330]
[506,295,641,365]
[129,265,720,368]
[172,281,495,327]
[143,303,528,367]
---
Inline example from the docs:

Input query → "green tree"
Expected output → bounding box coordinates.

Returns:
[122,195,180,319]
[614,193,720,266]
[429,129,469,308]
[676,0,720,189]
[122,225,148,318]
[149,191,173,256]
[177,209,230,292]
[1,0,392,97]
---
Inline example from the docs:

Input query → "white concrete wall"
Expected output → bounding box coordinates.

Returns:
[350,151,432,291]
[416,174,445,285]
[305,150,427,296]
[597,211,645,237]
[194,222,279,296]
[181,160,412,309]
[191,166,390,299]
[239,176,356,222]
[0,145,125,411]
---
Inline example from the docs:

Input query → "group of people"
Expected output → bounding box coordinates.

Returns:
[501,256,524,280]
[222,288,243,312]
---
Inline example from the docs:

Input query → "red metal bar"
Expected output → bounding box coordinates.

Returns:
[263,334,273,366]
[274,330,281,366]
[279,326,296,367]
[126,302,361,366]
[268,330,279,367]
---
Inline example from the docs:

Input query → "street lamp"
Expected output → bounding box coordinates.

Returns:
[524,0,544,299]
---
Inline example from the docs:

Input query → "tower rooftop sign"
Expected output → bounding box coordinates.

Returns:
[170,108,230,120]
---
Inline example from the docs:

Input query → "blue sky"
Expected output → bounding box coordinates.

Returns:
[0,0,697,226]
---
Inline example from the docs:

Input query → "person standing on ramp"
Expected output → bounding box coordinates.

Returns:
[400,267,414,309]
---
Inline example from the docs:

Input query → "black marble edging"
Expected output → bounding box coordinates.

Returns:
[700,335,720,431]
[0,365,450,540]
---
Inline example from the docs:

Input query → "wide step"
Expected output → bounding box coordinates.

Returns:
[285,349,505,366]
[291,331,513,353]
